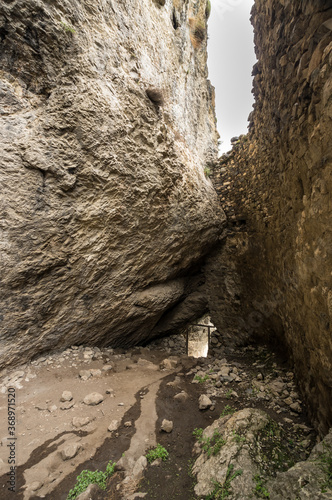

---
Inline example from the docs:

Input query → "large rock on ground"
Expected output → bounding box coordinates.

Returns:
[0,0,224,367]
[193,409,332,499]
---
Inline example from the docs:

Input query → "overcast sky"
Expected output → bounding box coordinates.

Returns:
[207,0,256,154]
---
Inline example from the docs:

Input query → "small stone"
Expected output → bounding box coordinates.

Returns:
[132,456,148,479]
[284,397,293,406]
[199,394,212,410]
[90,369,102,377]
[72,417,91,428]
[160,358,177,370]
[30,481,43,492]
[257,373,263,380]
[219,366,230,377]
[108,420,120,432]
[106,388,114,395]
[124,421,132,427]
[76,484,101,500]
[48,405,58,412]
[151,457,162,467]
[61,443,81,460]
[60,401,75,410]
[83,393,104,406]
[102,364,114,372]
[174,391,188,402]
[215,381,222,388]
[35,403,49,411]
[161,419,173,433]
[290,402,302,413]
[79,370,91,381]
[60,391,73,402]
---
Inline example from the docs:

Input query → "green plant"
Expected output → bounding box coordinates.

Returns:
[193,428,204,439]
[220,405,235,417]
[206,0,211,19]
[206,464,243,499]
[194,428,226,458]
[67,461,116,500]
[253,474,270,498]
[232,431,246,444]
[204,166,212,178]
[195,374,210,383]
[61,21,76,34]
[146,443,169,463]
[225,390,233,399]
[318,443,332,493]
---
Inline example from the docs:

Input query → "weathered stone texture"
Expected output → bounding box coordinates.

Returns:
[0,0,225,368]
[209,1,332,435]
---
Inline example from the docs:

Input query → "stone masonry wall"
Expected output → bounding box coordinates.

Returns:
[207,0,332,435]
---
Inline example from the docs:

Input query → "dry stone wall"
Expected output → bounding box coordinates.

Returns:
[0,0,225,368]
[209,0,332,435]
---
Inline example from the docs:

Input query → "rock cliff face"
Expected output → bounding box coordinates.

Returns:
[209,0,332,435]
[0,0,224,368]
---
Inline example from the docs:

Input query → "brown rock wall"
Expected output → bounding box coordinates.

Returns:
[0,0,225,368]
[209,0,332,435]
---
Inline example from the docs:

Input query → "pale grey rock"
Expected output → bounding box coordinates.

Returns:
[161,419,173,433]
[174,391,189,402]
[132,456,148,479]
[83,393,104,406]
[60,401,75,410]
[29,481,43,492]
[102,365,114,373]
[72,417,91,428]
[76,483,101,500]
[199,394,212,410]
[60,391,73,402]
[108,420,120,432]
[193,409,269,497]
[61,443,81,461]
[89,369,102,377]
[35,403,48,411]
[0,0,223,370]
[79,370,92,381]
[160,359,178,370]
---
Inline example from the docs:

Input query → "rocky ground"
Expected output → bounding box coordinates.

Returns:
[0,338,331,499]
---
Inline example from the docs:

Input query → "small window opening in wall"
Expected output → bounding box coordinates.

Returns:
[186,315,216,358]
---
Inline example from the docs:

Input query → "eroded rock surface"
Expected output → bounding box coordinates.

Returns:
[0,0,224,367]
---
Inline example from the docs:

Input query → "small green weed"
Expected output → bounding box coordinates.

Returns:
[206,464,243,499]
[220,405,235,417]
[225,390,233,399]
[146,443,169,463]
[193,428,226,458]
[253,474,270,498]
[193,428,204,439]
[67,461,115,500]
[204,166,212,178]
[319,443,332,493]
[206,0,211,19]
[61,21,76,34]
[232,431,246,444]
[195,374,210,383]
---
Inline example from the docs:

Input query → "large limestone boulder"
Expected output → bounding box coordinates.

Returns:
[0,0,224,367]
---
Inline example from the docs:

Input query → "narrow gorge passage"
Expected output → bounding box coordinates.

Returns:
[0,0,331,499]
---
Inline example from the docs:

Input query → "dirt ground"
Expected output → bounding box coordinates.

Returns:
[0,343,316,500]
